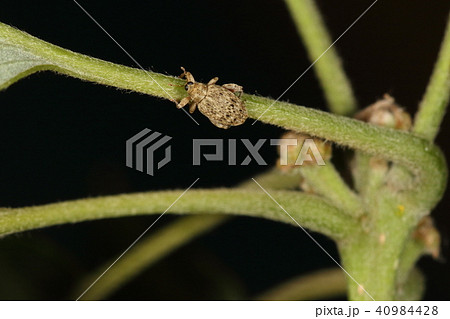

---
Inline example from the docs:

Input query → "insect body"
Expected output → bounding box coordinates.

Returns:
[176,67,248,129]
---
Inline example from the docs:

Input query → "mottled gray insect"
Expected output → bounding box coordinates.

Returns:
[176,67,248,129]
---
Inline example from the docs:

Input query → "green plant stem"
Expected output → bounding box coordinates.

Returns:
[245,94,447,217]
[238,167,300,190]
[284,0,357,115]
[2,21,448,301]
[395,268,424,301]
[300,161,362,216]
[337,189,422,301]
[255,268,346,300]
[76,170,299,300]
[1,22,446,215]
[414,13,450,141]
[0,22,184,98]
[351,153,373,195]
[75,215,229,300]
[351,153,390,204]
[338,224,405,300]
[0,189,355,240]
[396,233,430,292]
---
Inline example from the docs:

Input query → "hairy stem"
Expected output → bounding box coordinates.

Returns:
[0,189,355,240]
[338,189,424,301]
[1,22,446,215]
[284,0,357,115]
[75,215,229,300]
[1,21,447,229]
[1,19,447,259]
[0,22,184,97]
[300,161,362,216]
[1,19,448,302]
[238,167,300,190]
[414,13,450,141]
[395,268,425,301]
[256,268,346,300]
[396,238,426,288]
[246,94,447,216]
[75,170,300,300]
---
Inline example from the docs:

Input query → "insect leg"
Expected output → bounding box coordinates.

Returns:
[222,83,243,97]
[208,77,219,85]
[176,96,191,109]
[189,102,198,113]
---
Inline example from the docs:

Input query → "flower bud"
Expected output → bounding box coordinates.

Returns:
[276,131,332,172]
[413,216,441,259]
[355,94,412,130]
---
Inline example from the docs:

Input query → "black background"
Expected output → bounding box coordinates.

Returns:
[0,0,449,300]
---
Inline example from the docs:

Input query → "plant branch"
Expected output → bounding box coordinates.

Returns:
[0,189,355,240]
[255,268,346,300]
[74,215,229,300]
[245,94,447,215]
[1,22,446,214]
[0,18,447,302]
[75,170,301,300]
[395,268,425,301]
[351,153,390,205]
[300,161,362,216]
[0,22,185,98]
[284,0,357,115]
[413,13,450,141]
[396,238,426,288]
[238,167,300,190]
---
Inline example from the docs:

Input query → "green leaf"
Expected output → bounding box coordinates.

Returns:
[0,43,48,90]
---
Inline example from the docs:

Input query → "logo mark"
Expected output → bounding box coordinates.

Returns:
[126,128,172,176]
[192,138,325,166]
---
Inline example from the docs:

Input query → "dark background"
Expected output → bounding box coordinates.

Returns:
[1,0,449,300]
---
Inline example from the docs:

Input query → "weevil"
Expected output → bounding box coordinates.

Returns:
[176,67,248,129]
